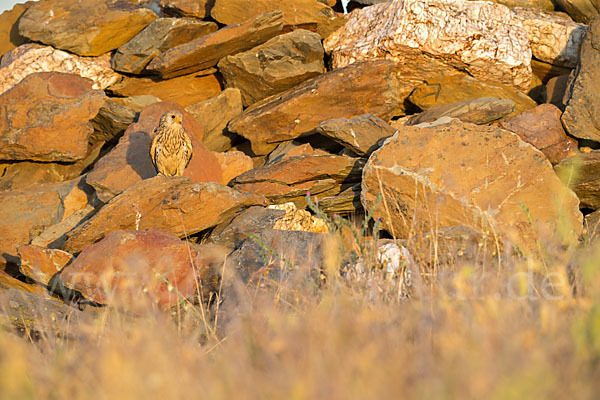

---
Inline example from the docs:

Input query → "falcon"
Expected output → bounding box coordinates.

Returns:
[150,111,193,177]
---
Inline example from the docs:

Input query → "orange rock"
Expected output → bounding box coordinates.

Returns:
[213,151,253,185]
[0,2,33,57]
[87,101,223,203]
[18,244,73,286]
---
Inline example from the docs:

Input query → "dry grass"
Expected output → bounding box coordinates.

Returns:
[1,203,600,400]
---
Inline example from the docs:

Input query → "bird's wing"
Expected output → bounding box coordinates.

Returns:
[184,134,193,168]
[150,135,159,166]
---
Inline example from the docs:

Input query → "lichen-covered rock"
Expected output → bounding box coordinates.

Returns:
[512,7,587,68]
[112,18,217,74]
[362,119,582,253]
[0,72,106,162]
[18,0,158,56]
[324,0,533,91]
[561,16,600,141]
[0,44,120,94]
[218,29,325,107]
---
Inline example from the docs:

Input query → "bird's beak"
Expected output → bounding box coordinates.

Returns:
[177,116,183,124]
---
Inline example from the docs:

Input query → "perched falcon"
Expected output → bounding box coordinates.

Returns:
[150,111,193,177]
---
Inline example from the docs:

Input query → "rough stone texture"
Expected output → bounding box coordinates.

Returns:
[18,0,158,57]
[0,142,104,191]
[318,183,362,214]
[409,74,538,116]
[63,176,266,254]
[268,202,328,233]
[362,119,582,252]
[185,88,243,152]
[112,18,217,74]
[324,0,533,91]
[107,71,221,107]
[474,0,555,10]
[228,229,327,284]
[0,178,94,264]
[87,101,222,203]
[0,72,106,162]
[545,74,570,109]
[210,206,286,249]
[0,2,32,57]
[407,97,515,126]
[228,60,402,155]
[499,104,578,164]
[265,142,332,165]
[218,29,325,107]
[561,17,600,141]
[17,245,73,286]
[90,95,161,143]
[555,151,600,210]
[160,0,214,19]
[512,7,587,68]
[231,154,364,208]
[210,0,344,39]
[531,58,573,82]
[0,44,121,95]
[59,228,228,308]
[0,272,45,294]
[146,11,284,79]
[316,114,397,156]
[214,151,254,185]
[552,0,599,23]
[30,204,97,250]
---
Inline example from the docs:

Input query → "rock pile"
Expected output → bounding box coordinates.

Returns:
[0,0,595,321]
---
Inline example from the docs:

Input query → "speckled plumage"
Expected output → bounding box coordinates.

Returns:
[150,111,193,177]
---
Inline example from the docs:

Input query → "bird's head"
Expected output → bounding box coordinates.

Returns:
[161,111,183,127]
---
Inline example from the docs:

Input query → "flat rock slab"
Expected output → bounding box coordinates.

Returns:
[214,150,254,185]
[210,0,343,39]
[407,97,515,126]
[409,74,537,116]
[0,2,32,57]
[185,88,243,152]
[228,60,403,155]
[87,101,222,203]
[552,0,599,23]
[218,29,325,107]
[63,176,266,254]
[362,119,582,253]
[499,104,578,164]
[512,7,587,68]
[17,244,73,286]
[112,18,217,74]
[324,0,532,91]
[231,154,364,208]
[0,72,106,162]
[316,114,397,156]
[160,0,214,19]
[107,71,222,107]
[146,11,284,79]
[555,150,600,210]
[18,0,157,56]
[561,16,600,141]
[59,228,228,308]
[0,44,120,95]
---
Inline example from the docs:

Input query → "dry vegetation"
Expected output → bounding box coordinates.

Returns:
[1,201,600,400]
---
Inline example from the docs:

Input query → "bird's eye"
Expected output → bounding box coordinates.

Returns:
[171,115,175,119]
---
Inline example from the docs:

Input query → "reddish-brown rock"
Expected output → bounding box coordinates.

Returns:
[545,74,570,110]
[59,228,229,308]
[18,244,73,285]
[107,71,221,107]
[214,151,254,185]
[185,88,243,152]
[265,141,331,165]
[112,18,218,74]
[210,0,344,39]
[362,119,582,253]
[146,11,284,79]
[63,176,267,254]
[86,101,222,203]
[316,114,397,156]
[18,0,158,56]
[228,60,403,155]
[0,2,33,57]
[555,151,600,210]
[499,104,578,164]
[231,154,364,208]
[217,29,325,107]
[160,0,214,19]
[0,72,106,162]
[406,97,516,126]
